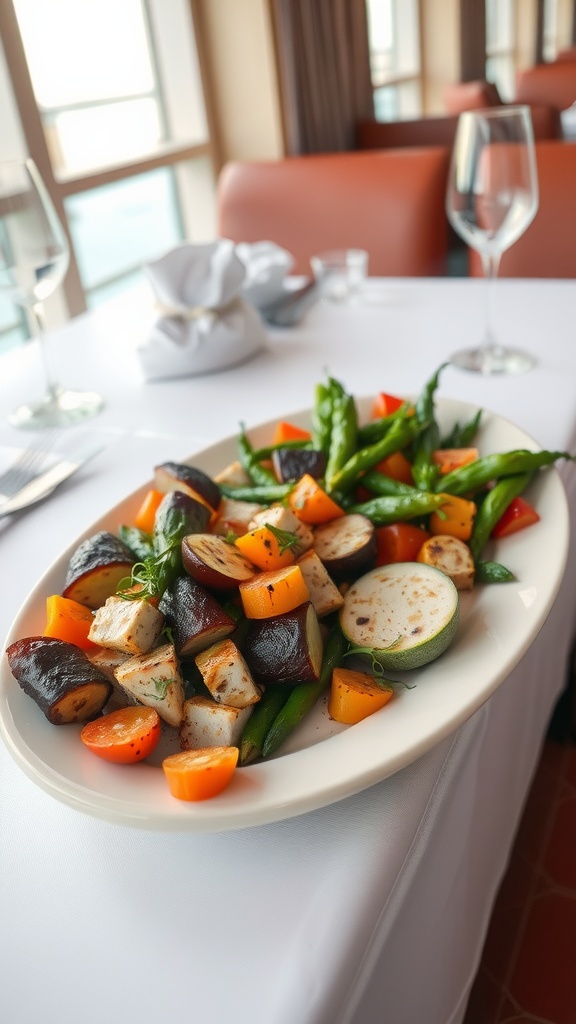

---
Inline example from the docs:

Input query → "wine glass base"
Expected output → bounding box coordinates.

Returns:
[8,388,104,430]
[450,346,536,375]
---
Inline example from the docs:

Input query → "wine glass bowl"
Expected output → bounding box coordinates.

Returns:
[0,159,103,428]
[446,106,539,374]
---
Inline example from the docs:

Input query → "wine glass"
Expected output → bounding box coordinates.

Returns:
[0,159,103,428]
[446,105,539,374]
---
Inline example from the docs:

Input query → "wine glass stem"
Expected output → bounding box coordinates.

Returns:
[481,250,503,356]
[30,301,60,403]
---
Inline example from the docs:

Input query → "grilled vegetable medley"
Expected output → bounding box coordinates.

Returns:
[6,365,574,801]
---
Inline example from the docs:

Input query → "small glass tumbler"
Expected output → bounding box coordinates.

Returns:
[310,248,368,302]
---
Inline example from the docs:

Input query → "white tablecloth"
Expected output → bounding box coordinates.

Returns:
[1,278,575,1024]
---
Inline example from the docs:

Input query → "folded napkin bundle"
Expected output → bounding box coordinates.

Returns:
[137,240,268,381]
[236,240,294,308]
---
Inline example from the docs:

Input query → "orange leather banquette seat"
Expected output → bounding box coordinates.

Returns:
[356,106,561,152]
[217,148,450,277]
[469,141,576,278]
[515,60,576,112]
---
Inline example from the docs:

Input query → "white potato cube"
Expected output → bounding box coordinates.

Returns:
[114,643,184,727]
[296,549,345,617]
[213,460,251,486]
[88,595,164,655]
[180,696,252,750]
[211,497,265,538]
[195,639,261,708]
[249,505,314,555]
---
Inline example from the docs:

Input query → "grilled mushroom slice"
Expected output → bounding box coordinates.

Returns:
[182,534,256,590]
[313,512,377,578]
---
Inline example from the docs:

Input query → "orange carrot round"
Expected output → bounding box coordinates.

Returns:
[162,746,239,801]
[239,564,310,618]
[44,594,97,651]
[80,706,162,763]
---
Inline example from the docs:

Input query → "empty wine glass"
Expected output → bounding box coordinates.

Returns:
[0,159,103,428]
[446,105,539,374]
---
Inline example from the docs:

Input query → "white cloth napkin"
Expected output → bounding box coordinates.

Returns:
[137,240,267,380]
[235,241,294,308]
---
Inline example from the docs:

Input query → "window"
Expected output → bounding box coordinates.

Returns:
[485,0,516,101]
[0,0,216,350]
[365,0,422,121]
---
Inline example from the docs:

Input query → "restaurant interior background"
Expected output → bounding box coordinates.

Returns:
[1,0,575,356]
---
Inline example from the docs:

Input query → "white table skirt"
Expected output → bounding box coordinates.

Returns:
[1,278,575,1024]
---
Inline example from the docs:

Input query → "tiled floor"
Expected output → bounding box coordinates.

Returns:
[463,688,576,1024]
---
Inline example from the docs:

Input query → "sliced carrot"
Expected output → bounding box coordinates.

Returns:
[44,594,98,651]
[80,706,161,764]
[374,451,414,485]
[239,564,310,618]
[432,448,479,475]
[430,494,477,541]
[162,746,239,801]
[328,667,394,724]
[491,496,540,539]
[134,488,165,532]
[288,474,345,524]
[370,392,405,419]
[272,421,312,445]
[375,522,430,566]
[235,526,296,572]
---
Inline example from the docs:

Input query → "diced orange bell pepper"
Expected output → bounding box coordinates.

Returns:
[235,525,296,572]
[133,488,165,533]
[44,594,98,651]
[370,392,405,419]
[430,494,476,541]
[272,421,312,445]
[491,496,540,539]
[432,448,479,475]
[374,451,414,485]
[328,667,394,724]
[375,522,430,566]
[288,474,345,524]
[239,564,310,618]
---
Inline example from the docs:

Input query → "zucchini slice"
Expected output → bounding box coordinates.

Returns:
[340,562,460,671]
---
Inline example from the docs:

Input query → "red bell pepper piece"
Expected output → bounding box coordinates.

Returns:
[491,496,540,539]
[370,391,405,419]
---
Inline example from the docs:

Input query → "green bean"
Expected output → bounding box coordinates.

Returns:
[356,405,410,445]
[359,470,416,496]
[261,625,347,759]
[437,449,573,496]
[251,439,313,460]
[328,413,421,495]
[237,425,277,486]
[325,379,358,488]
[239,684,293,765]
[411,420,441,492]
[441,409,483,449]
[218,482,294,503]
[413,362,448,424]
[348,490,447,525]
[469,472,533,561]
[311,381,333,454]
[475,560,516,584]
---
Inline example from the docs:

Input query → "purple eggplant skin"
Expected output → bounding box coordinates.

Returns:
[63,531,135,609]
[271,448,327,483]
[244,602,324,684]
[154,462,221,511]
[6,637,112,724]
[159,575,236,658]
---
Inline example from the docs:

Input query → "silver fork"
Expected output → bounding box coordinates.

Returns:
[0,431,60,503]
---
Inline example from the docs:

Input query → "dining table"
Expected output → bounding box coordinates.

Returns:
[1,274,575,1024]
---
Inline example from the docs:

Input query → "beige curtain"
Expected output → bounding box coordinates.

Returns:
[270,0,374,154]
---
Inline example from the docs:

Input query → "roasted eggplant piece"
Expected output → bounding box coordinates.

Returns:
[159,574,237,657]
[313,512,377,579]
[6,636,112,724]
[182,533,256,590]
[271,447,327,482]
[63,531,135,609]
[244,601,323,684]
[154,461,221,512]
